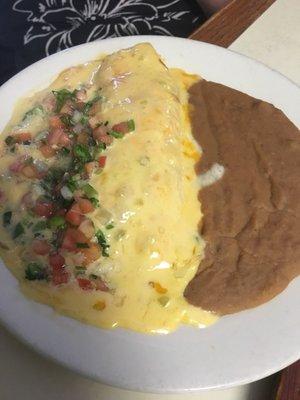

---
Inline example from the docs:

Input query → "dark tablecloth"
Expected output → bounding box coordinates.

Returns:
[0,0,205,85]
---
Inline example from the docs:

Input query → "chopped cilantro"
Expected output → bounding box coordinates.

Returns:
[105,223,114,230]
[48,216,66,230]
[25,262,46,281]
[127,119,135,132]
[90,197,100,208]
[80,115,89,125]
[59,198,73,209]
[94,142,106,156]
[59,147,70,156]
[53,89,75,113]
[5,136,15,146]
[41,168,65,192]
[76,242,89,249]
[60,114,74,127]
[109,130,124,139]
[51,168,65,180]
[32,220,47,232]
[21,216,32,227]
[22,105,44,122]
[72,160,85,174]
[82,94,101,115]
[75,266,86,276]
[3,211,12,227]
[95,229,109,257]
[73,144,92,163]
[82,183,98,198]
[65,176,78,192]
[13,223,24,239]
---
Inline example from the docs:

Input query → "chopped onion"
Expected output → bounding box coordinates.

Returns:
[60,186,73,200]
[78,219,94,239]
[34,160,48,172]
[73,123,83,134]
[72,110,82,124]
[97,208,113,225]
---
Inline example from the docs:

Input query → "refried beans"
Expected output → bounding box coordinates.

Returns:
[185,80,300,315]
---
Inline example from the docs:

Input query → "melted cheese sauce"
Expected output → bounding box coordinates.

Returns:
[0,44,218,333]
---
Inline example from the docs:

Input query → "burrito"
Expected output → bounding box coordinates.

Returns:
[0,44,217,333]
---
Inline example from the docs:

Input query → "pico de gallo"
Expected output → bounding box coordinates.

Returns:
[1,86,135,292]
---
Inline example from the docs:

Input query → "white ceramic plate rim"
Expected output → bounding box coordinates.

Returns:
[0,36,299,393]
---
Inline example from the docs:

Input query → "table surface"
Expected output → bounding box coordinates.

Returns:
[0,0,299,399]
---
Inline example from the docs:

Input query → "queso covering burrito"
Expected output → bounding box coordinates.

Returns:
[0,44,217,333]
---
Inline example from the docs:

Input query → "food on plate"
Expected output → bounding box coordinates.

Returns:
[0,43,217,333]
[1,42,299,334]
[185,80,300,314]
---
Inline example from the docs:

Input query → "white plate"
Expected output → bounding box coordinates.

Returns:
[0,36,299,393]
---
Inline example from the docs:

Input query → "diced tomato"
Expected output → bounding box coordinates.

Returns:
[21,164,41,179]
[32,239,51,255]
[58,131,71,147]
[60,100,73,115]
[49,253,65,271]
[47,128,62,145]
[9,158,25,173]
[112,121,130,134]
[77,278,94,291]
[93,126,113,145]
[98,156,106,168]
[75,101,85,111]
[61,232,77,252]
[55,208,67,217]
[61,228,88,252]
[34,201,54,218]
[77,132,89,145]
[52,269,69,286]
[72,228,88,243]
[84,161,98,176]
[98,133,113,145]
[92,125,106,138]
[88,103,98,115]
[49,115,64,129]
[47,128,71,147]
[95,277,109,292]
[40,144,56,158]
[65,203,84,226]
[80,243,101,266]
[14,132,32,143]
[88,116,99,129]
[78,218,94,239]
[77,198,94,214]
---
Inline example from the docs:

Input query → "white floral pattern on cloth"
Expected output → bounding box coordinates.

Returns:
[12,0,202,55]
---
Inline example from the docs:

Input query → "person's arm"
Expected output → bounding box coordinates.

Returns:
[196,0,231,15]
